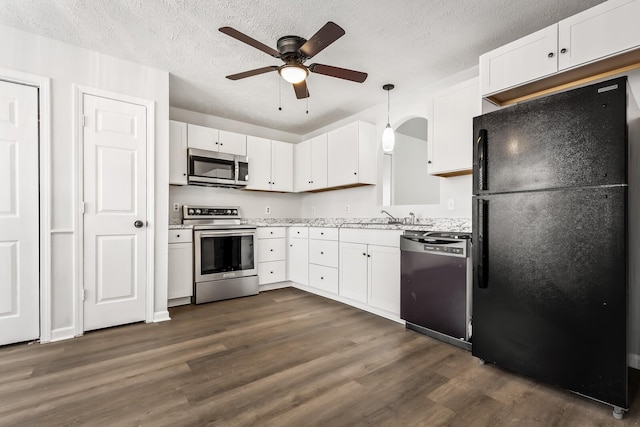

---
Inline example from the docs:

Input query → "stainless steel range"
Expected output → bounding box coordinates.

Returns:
[183,205,258,304]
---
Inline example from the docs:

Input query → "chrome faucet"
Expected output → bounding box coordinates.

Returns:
[409,212,415,225]
[381,209,400,224]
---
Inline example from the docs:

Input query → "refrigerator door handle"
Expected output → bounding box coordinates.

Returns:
[477,129,488,191]
[477,199,489,288]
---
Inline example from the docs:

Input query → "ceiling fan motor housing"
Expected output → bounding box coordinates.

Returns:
[277,35,308,62]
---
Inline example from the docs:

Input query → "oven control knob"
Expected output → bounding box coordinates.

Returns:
[232,209,238,215]
[226,209,231,214]
[195,209,201,214]
[188,209,194,215]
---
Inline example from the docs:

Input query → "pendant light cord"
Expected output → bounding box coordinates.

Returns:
[387,88,390,123]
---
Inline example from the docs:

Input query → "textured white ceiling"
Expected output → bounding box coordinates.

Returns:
[0,0,605,135]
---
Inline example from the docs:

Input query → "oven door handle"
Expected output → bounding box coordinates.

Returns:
[198,230,256,237]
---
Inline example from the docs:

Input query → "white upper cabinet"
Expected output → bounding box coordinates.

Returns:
[187,124,246,155]
[480,25,558,97]
[429,77,480,176]
[246,136,293,192]
[557,0,640,70]
[169,120,188,185]
[327,121,376,188]
[218,130,247,156]
[187,123,219,151]
[271,140,294,192]
[480,0,640,100]
[294,134,328,192]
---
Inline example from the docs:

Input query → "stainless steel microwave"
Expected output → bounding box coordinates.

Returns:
[187,148,249,188]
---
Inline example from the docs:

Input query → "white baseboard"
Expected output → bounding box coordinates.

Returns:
[49,326,76,342]
[259,281,293,292]
[629,353,640,369]
[153,310,171,323]
[168,297,192,307]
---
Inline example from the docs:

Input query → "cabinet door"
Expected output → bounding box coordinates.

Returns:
[187,123,219,151]
[288,237,309,285]
[169,120,188,185]
[310,134,328,189]
[168,242,193,300]
[368,245,400,315]
[327,122,359,187]
[429,78,480,175]
[294,139,312,192]
[558,0,640,70]
[479,24,558,96]
[339,242,368,303]
[271,140,294,192]
[218,130,247,156]
[246,135,272,190]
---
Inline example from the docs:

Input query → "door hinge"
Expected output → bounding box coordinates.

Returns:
[81,289,86,301]
[80,202,86,214]
[81,115,88,127]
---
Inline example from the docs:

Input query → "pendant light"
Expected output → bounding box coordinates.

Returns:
[382,84,395,153]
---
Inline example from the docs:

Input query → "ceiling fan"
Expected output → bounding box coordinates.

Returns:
[219,22,368,99]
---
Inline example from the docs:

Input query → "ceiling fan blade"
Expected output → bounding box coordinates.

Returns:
[309,64,368,83]
[219,27,281,58]
[226,66,278,80]
[293,81,310,99]
[299,22,345,59]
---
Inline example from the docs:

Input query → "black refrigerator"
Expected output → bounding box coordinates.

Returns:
[472,77,628,412]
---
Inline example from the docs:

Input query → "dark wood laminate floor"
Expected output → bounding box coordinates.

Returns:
[1,287,639,426]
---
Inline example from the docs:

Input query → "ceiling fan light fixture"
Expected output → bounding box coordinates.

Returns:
[279,64,308,84]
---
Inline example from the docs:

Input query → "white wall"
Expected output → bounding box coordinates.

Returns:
[0,24,170,337]
[299,67,479,221]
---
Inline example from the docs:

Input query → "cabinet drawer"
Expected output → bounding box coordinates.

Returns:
[339,228,403,247]
[309,227,338,240]
[309,239,338,268]
[258,260,286,285]
[308,264,338,294]
[258,238,286,262]
[169,229,192,243]
[288,226,309,238]
[257,227,286,239]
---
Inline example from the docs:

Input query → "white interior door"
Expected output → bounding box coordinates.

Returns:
[83,94,147,331]
[0,80,39,345]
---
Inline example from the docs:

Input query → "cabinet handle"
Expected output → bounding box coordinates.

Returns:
[320,232,324,235]
[353,172,357,175]
[560,48,567,54]
[367,254,371,258]
[320,276,324,280]
[270,271,274,274]
[220,143,223,146]
[548,52,554,58]
[270,249,273,252]
[427,160,432,164]
[183,173,186,176]
[290,244,293,247]
[176,234,180,238]
[362,252,366,256]
[320,251,324,255]
[215,142,219,145]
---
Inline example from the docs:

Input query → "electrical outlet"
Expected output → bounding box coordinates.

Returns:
[265,206,271,215]
[172,203,179,211]
[447,199,455,211]
[311,206,316,214]
[345,205,350,213]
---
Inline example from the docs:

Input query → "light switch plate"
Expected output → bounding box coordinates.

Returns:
[447,199,455,210]
[265,206,271,215]
[172,203,179,211]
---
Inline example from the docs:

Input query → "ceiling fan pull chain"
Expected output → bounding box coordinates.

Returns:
[278,75,282,111]
[306,97,309,115]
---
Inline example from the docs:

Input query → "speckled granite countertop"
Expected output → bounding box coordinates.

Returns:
[170,217,471,232]
[242,218,471,233]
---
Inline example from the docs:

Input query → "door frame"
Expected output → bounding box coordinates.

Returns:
[0,67,52,343]
[74,85,155,335]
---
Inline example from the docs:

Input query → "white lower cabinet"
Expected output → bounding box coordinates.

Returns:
[257,227,287,285]
[338,229,402,316]
[307,227,339,294]
[287,227,309,285]
[168,229,193,306]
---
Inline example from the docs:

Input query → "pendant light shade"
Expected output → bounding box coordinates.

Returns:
[382,84,395,153]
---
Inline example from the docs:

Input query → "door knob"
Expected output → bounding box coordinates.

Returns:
[134,220,144,228]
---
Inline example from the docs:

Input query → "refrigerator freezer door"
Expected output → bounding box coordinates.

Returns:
[473,77,627,195]
[472,186,627,408]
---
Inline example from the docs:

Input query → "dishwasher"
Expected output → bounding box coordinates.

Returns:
[400,231,472,350]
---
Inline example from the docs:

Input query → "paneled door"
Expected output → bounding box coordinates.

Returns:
[83,94,147,331]
[0,80,39,345]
